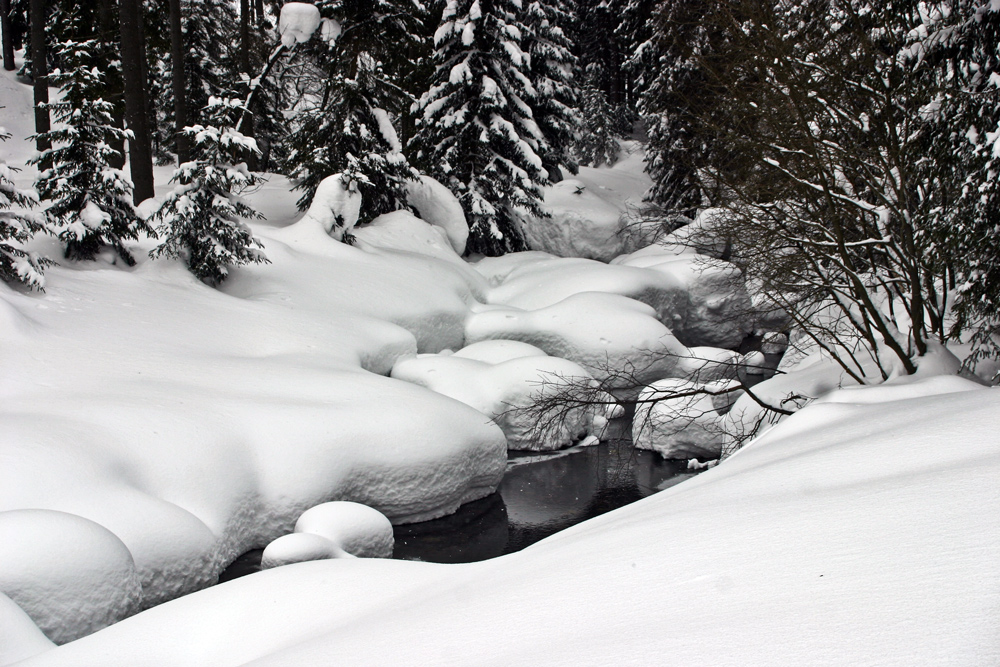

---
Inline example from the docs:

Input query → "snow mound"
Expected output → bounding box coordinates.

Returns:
[633,379,736,460]
[278,3,321,47]
[405,175,469,255]
[261,533,343,570]
[351,210,466,268]
[613,247,754,348]
[0,510,142,645]
[298,173,361,240]
[465,292,690,389]
[0,592,54,666]
[451,339,548,364]
[392,349,612,451]
[520,144,653,262]
[294,501,394,559]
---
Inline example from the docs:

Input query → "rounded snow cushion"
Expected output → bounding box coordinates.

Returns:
[296,502,394,559]
[0,592,54,664]
[0,509,142,644]
[451,340,548,364]
[260,533,343,570]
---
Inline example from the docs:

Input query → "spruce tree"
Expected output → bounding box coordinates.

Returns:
[150,98,269,286]
[283,0,422,223]
[0,132,48,289]
[575,77,620,167]
[31,38,152,265]
[522,0,580,181]
[410,0,547,255]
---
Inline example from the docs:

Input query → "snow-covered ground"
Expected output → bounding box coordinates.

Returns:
[2,66,998,665]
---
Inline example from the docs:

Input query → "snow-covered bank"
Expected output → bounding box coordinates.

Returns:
[18,382,999,666]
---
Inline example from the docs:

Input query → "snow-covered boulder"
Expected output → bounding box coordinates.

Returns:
[294,502,394,559]
[351,210,466,267]
[465,293,690,389]
[0,510,142,644]
[633,378,735,460]
[613,247,753,348]
[299,173,361,241]
[278,3,321,47]
[451,339,548,364]
[405,175,469,255]
[261,533,343,570]
[392,348,616,451]
[0,592,54,665]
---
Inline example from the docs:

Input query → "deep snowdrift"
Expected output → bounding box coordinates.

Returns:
[18,382,999,666]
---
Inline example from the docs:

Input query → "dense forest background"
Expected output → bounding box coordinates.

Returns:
[1,0,999,375]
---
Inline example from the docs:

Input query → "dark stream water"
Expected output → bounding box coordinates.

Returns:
[219,429,697,580]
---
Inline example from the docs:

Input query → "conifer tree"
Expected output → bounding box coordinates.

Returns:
[150,98,269,286]
[0,132,48,289]
[283,0,422,222]
[522,0,580,180]
[410,0,547,255]
[575,77,620,166]
[31,38,152,265]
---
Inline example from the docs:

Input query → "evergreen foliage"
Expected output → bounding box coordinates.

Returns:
[522,0,580,180]
[0,132,48,289]
[30,38,151,265]
[283,0,423,222]
[410,0,547,256]
[574,79,620,167]
[150,98,269,286]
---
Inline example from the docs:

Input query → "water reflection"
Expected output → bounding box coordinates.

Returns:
[392,438,694,563]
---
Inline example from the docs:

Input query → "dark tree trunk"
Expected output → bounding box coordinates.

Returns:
[98,0,126,169]
[239,0,257,170]
[254,0,264,26]
[1,0,15,71]
[119,0,155,203]
[28,0,49,165]
[168,0,190,163]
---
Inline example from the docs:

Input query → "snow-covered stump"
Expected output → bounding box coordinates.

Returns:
[404,175,469,255]
[300,173,362,241]
[261,502,394,569]
[391,341,617,451]
[0,510,143,644]
[632,379,736,460]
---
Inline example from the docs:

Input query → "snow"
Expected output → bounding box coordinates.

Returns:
[0,592,53,665]
[521,143,652,262]
[293,501,394,559]
[632,378,734,460]
[0,510,142,644]
[19,384,1000,666]
[402,175,470,255]
[277,3,322,48]
[391,346,612,451]
[297,172,362,240]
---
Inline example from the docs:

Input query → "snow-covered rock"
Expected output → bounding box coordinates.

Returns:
[465,293,690,389]
[392,348,614,451]
[351,210,466,268]
[633,378,734,460]
[0,592,54,665]
[405,175,469,255]
[294,502,394,559]
[0,510,142,644]
[261,533,343,570]
[299,173,362,240]
[278,3,321,47]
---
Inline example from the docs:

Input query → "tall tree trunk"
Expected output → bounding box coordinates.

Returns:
[1,0,15,71]
[28,0,49,166]
[98,0,126,169]
[239,0,258,170]
[119,0,154,203]
[168,0,190,163]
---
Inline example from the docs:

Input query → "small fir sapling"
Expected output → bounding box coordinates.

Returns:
[149,98,269,286]
[30,39,152,266]
[0,130,49,289]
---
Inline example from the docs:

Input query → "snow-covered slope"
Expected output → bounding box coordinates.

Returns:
[18,381,999,666]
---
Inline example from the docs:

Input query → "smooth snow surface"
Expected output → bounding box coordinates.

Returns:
[293,501,394,558]
[298,172,361,239]
[22,386,1000,667]
[404,174,469,255]
[0,593,53,665]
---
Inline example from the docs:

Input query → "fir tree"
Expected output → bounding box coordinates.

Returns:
[0,132,48,289]
[574,77,620,166]
[150,98,269,286]
[522,0,580,180]
[31,38,152,265]
[283,0,423,222]
[410,0,547,256]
